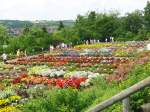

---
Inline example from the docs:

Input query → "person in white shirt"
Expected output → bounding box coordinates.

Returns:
[110,36,114,42]
[49,45,54,52]
[105,38,108,42]
[112,37,114,42]
[1,53,7,63]
[61,43,65,49]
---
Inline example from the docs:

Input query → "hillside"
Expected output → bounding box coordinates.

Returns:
[0,20,74,29]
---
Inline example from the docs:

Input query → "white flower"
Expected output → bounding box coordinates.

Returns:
[81,79,91,87]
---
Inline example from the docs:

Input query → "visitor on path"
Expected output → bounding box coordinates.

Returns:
[61,43,65,49]
[49,45,54,52]
[16,49,21,58]
[24,50,27,57]
[105,38,108,42]
[110,36,114,42]
[86,40,89,45]
[112,37,114,42]
[1,53,7,63]
[20,51,24,57]
[146,43,150,50]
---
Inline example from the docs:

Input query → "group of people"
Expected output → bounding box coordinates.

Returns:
[16,49,27,58]
[85,39,100,45]
[105,36,114,42]
[49,43,73,51]
[56,43,72,49]
[83,37,114,45]
[1,49,27,63]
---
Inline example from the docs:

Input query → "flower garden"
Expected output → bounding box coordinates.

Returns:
[1,42,150,112]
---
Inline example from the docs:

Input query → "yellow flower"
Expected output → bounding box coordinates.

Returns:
[0,106,16,112]
[0,99,9,106]
[75,43,126,49]
[9,95,21,101]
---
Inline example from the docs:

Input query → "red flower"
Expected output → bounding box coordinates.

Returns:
[12,77,21,84]
[20,74,28,78]
[55,78,65,88]
[12,74,28,84]
[47,79,52,84]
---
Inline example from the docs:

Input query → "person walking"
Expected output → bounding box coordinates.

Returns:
[24,50,27,57]
[1,53,7,63]
[16,49,20,58]
[105,38,108,42]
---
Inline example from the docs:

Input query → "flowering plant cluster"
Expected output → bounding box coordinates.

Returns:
[13,75,88,89]
[64,71,99,79]
[28,66,65,77]
[0,87,22,112]
[2,41,150,112]
[75,43,127,49]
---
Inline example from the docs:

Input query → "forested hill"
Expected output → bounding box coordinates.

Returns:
[0,20,74,29]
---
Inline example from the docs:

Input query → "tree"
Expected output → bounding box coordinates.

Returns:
[58,21,64,30]
[124,10,144,34]
[75,15,87,41]
[0,25,8,45]
[144,1,150,30]
[88,11,96,22]
[42,27,47,33]
[23,26,30,34]
[87,11,98,40]
[74,11,120,42]
[7,27,53,54]
[75,12,98,42]
[95,12,119,41]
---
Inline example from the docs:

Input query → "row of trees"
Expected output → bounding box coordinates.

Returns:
[51,1,150,43]
[73,1,150,41]
[0,1,150,54]
[0,26,57,54]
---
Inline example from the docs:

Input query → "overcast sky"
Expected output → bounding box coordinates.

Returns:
[0,0,149,20]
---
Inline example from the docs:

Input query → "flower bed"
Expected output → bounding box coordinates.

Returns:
[0,86,22,112]
[1,41,149,112]
[75,43,127,49]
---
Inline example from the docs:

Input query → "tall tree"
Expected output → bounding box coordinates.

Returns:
[0,25,8,44]
[42,27,47,33]
[58,21,64,30]
[124,10,144,34]
[144,1,150,30]
[23,26,30,34]
[87,11,98,40]
[95,12,119,41]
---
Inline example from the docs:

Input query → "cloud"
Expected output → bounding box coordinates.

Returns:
[0,0,148,20]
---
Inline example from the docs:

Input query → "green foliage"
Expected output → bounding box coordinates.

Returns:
[144,1,150,30]
[124,10,143,34]
[74,11,120,41]
[119,63,150,111]
[22,88,80,112]
[58,21,65,30]
[0,25,9,44]
[6,27,53,54]
[21,62,150,112]
[52,27,80,45]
